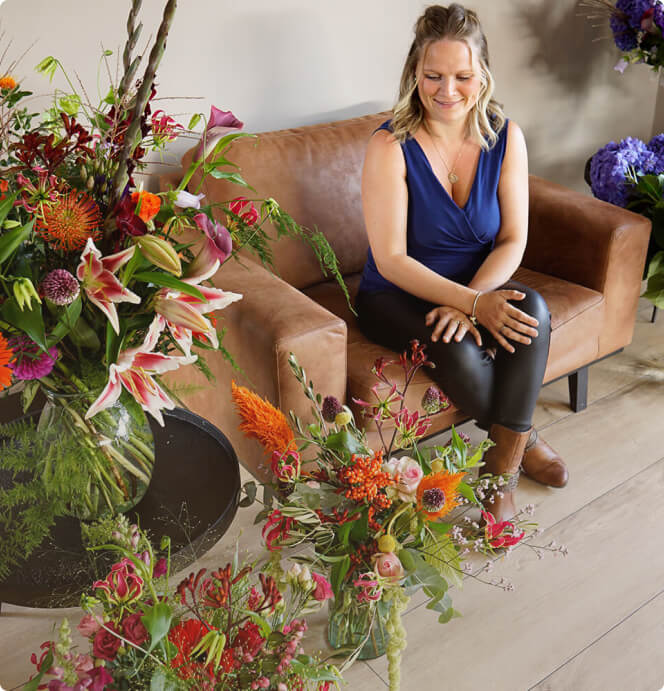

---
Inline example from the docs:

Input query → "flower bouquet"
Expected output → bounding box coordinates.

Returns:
[25,517,341,690]
[582,0,664,72]
[0,0,346,580]
[586,134,664,305]
[232,341,559,691]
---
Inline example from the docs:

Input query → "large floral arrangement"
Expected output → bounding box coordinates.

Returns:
[232,342,564,691]
[0,0,345,579]
[587,135,664,306]
[583,0,664,71]
[25,517,341,690]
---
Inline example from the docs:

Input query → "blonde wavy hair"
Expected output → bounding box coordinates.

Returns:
[391,4,505,150]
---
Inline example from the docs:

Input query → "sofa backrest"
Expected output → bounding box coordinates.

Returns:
[183,112,390,290]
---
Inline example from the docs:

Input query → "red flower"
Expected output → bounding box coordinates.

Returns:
[114,193,147,237]
[92,557,143,604]
[231,621,265,662]
[92,622,122,661]
[168,619,216,682]
[270,448,300,483]
[228,196,258,226]
[122,612,148,646]
[481,510,525,548]
[262,509,294,551]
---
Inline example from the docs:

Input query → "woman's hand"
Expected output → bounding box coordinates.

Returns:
[425,306,483,347]
[474,290,539,353]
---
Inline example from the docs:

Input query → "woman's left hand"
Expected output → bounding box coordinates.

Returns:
[425,306,482,346]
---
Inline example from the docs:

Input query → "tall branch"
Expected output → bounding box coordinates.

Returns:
[117,0,143,102]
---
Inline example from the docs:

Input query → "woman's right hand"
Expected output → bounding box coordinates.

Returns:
[474,290,539,354]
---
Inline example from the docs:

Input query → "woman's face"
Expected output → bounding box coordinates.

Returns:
[417,38,482,126]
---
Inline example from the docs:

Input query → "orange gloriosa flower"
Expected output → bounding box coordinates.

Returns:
[38,191,102,251]
[231,381,296,456]
[0,333,13,392]
[130,190,161,223]
[0,75,16,90]
[416,470,465,520]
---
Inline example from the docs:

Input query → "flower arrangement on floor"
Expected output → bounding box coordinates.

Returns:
[586,134,664,306]
[0,0,346,579]
[25,517,341,690]
[232,341,562,691]
[582,0,664,72]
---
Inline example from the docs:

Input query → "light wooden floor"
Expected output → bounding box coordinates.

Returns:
[2,299,664,691]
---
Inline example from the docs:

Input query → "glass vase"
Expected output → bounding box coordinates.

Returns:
[36,383,155,520]
[327,596,391,660]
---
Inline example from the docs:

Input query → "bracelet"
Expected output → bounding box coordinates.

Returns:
[469,291,482,325]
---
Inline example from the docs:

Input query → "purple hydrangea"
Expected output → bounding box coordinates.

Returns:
[655,2,664,31]
[590,137,656,207]
[647,133,664,171]
[610,13,639,50]
[616,0,652,28]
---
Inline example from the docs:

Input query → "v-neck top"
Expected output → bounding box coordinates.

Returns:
[358,118,509,294]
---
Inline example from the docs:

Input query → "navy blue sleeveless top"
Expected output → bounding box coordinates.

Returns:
[358,119,509,293]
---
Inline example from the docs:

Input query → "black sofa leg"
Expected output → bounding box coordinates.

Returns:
[652,305,658,324]
[568,367,588,412]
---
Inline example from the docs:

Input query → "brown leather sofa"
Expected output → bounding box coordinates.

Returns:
[164,112,650,481]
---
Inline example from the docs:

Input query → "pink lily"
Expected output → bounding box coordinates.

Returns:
[77,239,140,335]
[196,106,244,160]
[184,213,233,283]
[85,316,196,425]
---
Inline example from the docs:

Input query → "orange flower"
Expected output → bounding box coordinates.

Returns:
[0,333,13,392]
[416,470,465,520]
[0,76,16,90]
[231,381,295,456]
[38,191,102,251]
[0,179,8,201]
[130,190,161,223]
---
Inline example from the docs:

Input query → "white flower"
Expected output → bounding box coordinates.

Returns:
[174,190,205,209]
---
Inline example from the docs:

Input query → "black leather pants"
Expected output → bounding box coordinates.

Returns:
[355,281,551,432]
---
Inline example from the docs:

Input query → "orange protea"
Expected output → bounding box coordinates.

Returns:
[130,190,161,223]
[416,470,465,520]
[0,75,16,90]
[0,333,12,392]
[38,191,102,251]
[231,380,295,455]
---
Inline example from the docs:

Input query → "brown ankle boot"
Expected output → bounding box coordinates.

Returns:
[521,430,568,488]
[481,423,531,522]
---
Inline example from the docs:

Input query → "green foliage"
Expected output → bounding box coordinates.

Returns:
[421,530,463,589]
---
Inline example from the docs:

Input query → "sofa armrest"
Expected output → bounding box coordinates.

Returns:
[524,175,651,355]
[165,259,347,482]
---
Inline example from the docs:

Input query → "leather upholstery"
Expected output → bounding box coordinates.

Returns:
[166,112,651,478]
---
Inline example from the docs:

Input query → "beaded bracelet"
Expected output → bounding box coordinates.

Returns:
[469,291,482,326]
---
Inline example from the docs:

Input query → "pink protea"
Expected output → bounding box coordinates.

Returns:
[8,334,58,380]
[41,269,80,305]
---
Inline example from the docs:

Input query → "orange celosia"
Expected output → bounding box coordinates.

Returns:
[131,190,161,223]
[231,381,295,456]
[0,333,13,392]
[0,76,16,90]
[416,470,465,520]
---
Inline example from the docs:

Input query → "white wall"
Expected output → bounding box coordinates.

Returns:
[0,0,659,192]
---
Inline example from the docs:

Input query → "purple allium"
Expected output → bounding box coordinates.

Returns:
[8,334,58,380]
[422,487,446,512]
[647,133,664,172]
[590,137,656,207]
[41,269,80,306]
[321,395,343,423]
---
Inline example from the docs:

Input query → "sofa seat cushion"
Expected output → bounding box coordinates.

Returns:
[304,266,604,436]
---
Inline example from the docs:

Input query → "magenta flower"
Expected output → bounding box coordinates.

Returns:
[85,316,196,426]
[262,509,294,551]
[76,239,141,335]
[311,572,333,602]
[8,334,58,380]
[184,212,233,282]
[77,614,102,638]
[353,572,382,604]
[151,109,183,144]
[196,106,244,160]
[481,510,525,549]
[93,558,144,605]
[228,196,259,226]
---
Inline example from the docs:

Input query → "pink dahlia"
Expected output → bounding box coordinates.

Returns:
[8,335,58,380]
[41,269,80,305]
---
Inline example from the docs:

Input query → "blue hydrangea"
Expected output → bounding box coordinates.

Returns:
[616,0,652,27]
[590,137,656,207]
[610,14,638,50]
[654,2,664,31]
[648,133,664,172]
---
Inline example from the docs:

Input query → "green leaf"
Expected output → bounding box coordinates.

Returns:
[46,296,82,347]
[0,297,46,350]
[457,481,478,505]
[245,611,272,638]
[69,314,102,350]
[22,646,53,691]
[422,531,463,588]
[349,510,369,542]
[58,94,80,115]
[337,521,353,547]
[325,429,365,457]
[209,169,249,187]
[142,602,173,653]
[646,250,664,280]
[427,521,453,536]
[187,113,202,130]
[239,480,257,508]
[643,272,664,308]
[133,271,205,301]
[330,555,351,599]
[0,216,32,264]
[150,668,180,691]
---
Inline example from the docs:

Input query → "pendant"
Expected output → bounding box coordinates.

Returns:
[448,172,459,184]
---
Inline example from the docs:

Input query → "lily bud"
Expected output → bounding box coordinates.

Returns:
[135,235,182,276]
[13,277,41,311]
[153,290,212,333]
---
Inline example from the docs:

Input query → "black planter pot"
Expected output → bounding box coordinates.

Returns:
[0,407,241,609]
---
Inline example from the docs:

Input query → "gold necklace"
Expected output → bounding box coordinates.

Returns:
[425,125,466,185]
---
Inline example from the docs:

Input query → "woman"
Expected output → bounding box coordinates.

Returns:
[356,3,567,521]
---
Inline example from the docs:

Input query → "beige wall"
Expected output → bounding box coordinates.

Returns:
[0,0,658,192]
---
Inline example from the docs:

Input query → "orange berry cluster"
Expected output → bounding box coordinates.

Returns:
[337,451,395,505]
